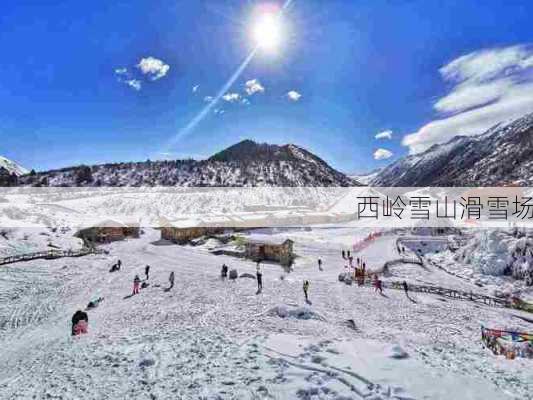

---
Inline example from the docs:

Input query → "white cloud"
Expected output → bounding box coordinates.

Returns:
[245,79,265,96]
[203,96,214,103]
[404,44,533,153]
[115,67,128,75]
[125,79,142,91]
[222,92,241,103]
[373,148,393,160]
[375,130,392,140]
[192,85,199,93]
[287,90,302,101]
[137,56,170,80]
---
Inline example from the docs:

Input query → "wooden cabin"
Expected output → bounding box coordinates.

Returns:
[75,219,140,244]
[244,238,294,266]
[160,225,225,244]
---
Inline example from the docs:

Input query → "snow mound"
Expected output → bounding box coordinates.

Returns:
[270,305,326,321]
[387,344,409,360]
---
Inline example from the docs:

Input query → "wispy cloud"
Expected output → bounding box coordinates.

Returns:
[114,67,142,91]
[203,96,214,103]
[114,67,128,75]
[245,79,265,96]
[222,92,241,103]
[192,85,199,93]
[287,90,302,101]
[375,130,392,140]
[137,57,170,80]
[373,148,393,160]
[125,79,142,91]
[403,44,533,153]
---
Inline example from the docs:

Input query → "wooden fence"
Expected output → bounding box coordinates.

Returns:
[341,274,517,309]
[0,248,106,266]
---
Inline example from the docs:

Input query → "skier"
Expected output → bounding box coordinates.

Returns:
[317,258,323,271]
[133,274,141,295]
[145,265,150,280]
[117,259,122,269]
[342,250,346,260]
[402,280,409,296]
[221,264,228,279]
[357,257,360,267]
[347,250,351,258]
[71,309,88,336]
[303,280,310,302]
[402,246,405,254]
[256,262,263,292]
[169,271,175,289]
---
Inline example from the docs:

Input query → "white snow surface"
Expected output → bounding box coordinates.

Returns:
[0,227,532,399]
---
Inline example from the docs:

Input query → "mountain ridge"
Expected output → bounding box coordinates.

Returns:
[371,113,533,186]
[15,140,360,187]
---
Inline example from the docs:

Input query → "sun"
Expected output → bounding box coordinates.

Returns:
[252,12,283,52]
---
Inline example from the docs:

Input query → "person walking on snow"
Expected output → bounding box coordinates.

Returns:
[169,271,175,289]
[256,262,263,292]
[374,276,383,294]
[303,280,310,302]
[221,264,228,279]
[145,265,150,280]
[402,280,409,296]
[318,258,323,271]
[342,250,346,260]
[133,274,141,295]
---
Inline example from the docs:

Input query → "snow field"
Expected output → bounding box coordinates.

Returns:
[0,227,532,399]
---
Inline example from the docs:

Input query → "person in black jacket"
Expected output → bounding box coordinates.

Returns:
[145,265,150,280]
[71,310,88,336]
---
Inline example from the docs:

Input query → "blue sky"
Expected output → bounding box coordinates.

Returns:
[1,0,533,173]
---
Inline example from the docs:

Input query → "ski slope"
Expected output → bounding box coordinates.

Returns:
[0,227,532,399]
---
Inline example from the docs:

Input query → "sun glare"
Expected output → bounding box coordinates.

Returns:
[252,12,283,52]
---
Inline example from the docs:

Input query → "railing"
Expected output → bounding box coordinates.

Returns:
[344,276,511,308]
[0,247,105,266]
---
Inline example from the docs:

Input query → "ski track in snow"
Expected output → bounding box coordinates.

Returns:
[0,228,532,399]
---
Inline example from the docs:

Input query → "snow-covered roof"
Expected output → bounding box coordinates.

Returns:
[244,237,293,246]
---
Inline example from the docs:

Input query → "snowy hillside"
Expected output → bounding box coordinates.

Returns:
[372,113,533,186]
[1,227,532,399]
[17,141,360,187]
[0,156,28,176]
[350,168,383,186]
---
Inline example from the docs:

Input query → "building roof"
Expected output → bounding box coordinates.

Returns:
[244,237,294,246]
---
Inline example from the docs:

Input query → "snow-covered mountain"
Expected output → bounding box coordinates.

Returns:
[372,113,533,186]
[0,156,28,176]
[18,140,360,187]
[350,168,383,186]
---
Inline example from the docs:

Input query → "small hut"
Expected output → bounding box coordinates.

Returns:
[75,219,140,244]
[160,219,225,244]
[244,238,294,266]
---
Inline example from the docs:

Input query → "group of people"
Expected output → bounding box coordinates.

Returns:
[341,248,411,299]
[219,260,312,302]
[72,261,177,336]
[342,250,369,285]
